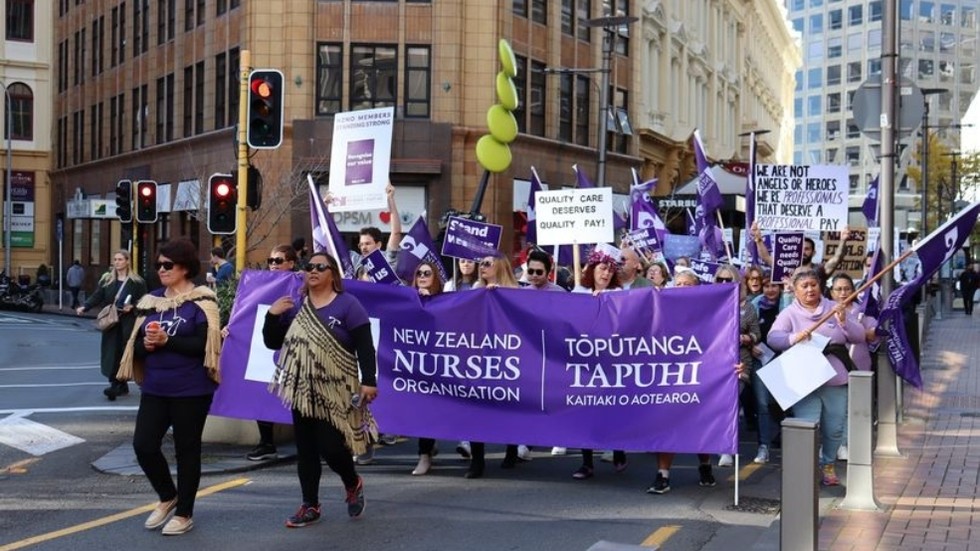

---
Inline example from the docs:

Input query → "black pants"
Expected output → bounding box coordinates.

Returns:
[257,421,275,446]
[133,393,214,518]
[292,409,358,506]
[418,437,436,456]
[964,289,976,315]
[69,286,81,308]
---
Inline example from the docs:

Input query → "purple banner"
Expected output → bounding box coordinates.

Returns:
[211,270,306,424]
[361,249,401,285]
[441,216,503,260]
[770,232,805,282]
[214,273,740,453]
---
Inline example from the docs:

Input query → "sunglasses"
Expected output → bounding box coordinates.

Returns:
[267,257,286,265]
[416,269,433,277]
[715,277,734,283]
[480,260,494,268]
[526,268,546,276]
[304,263,332,273]
[155,261,176,271]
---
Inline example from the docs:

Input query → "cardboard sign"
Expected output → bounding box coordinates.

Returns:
[821,226,870,282]
[754,164,848,232]
[534,187,614,246]
[441,216,503,260]
[328,107,394,212]
[771,232,805,281]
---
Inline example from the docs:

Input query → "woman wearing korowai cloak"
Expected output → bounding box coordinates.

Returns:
[263,251,379,527]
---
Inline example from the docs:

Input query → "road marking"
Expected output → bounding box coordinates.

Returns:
[0,382,108,388]
[0,457,40,475]
[0,478,251,551]
[0,413,85,455]
[0,365,100,371]
[642,524,681,547]
[729,462,763,482]
[0,407,140,415]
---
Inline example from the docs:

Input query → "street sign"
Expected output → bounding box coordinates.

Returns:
[852,75,925,140]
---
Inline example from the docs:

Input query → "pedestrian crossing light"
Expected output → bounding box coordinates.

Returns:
[208,173,238,235]
[135,180,158,224]
[247,69,284,149]
[115,179,133,223]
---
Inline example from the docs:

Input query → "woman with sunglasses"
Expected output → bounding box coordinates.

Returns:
[116,238,223,536]
[237,245,299,462]
[263,252,378,526]
[408,261,445,475]
[76,249,147,400]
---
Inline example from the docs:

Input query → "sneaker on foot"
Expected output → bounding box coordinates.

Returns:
[345,477,365,518]
[285,503,321,528]
[571,465,594,479]
[753,445,769,464]
[646,473,670,494]
[456,441,471,459]
[698,464,716,487]
[161,515,194,536]
[355,446,375,466]
[836,445,848,461]
[517,444,533,461]
[551,446,567,456]
[717,454,734,467]
[380,434,399,446]
[821,464,840,486]
[246,443,278,461]
[144,498,177,530]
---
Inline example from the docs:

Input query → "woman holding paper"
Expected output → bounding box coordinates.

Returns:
[766,269,865,487]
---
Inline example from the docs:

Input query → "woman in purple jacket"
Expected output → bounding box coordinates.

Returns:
[767,269,866,486]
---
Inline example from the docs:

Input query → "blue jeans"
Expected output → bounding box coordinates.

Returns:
[750,369,777,448]
[791,384,847,467]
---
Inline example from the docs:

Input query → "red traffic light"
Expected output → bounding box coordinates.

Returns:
[251,78,274,99]
[134,180,158,224]
[247,69,284,149]
[215,182,233,197]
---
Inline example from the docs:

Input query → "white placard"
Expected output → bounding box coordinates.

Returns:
[534,187,614,246]
[328,107,394,212]
[243,304,278,383]
[754,164,849,232]
[756,333,835,410]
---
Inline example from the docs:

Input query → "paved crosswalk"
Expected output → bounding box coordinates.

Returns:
[0,412,86,456]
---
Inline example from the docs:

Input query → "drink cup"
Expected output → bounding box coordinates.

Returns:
[146,321,161,333]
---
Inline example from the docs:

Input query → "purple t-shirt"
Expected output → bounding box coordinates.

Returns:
[139,291,218,397]
[284,292,370,351]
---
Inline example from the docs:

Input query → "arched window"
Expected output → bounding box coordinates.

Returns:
[5,83,33,141]
[5,0,34,42]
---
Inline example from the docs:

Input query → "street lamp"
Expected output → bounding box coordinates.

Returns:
[919,88,946,234]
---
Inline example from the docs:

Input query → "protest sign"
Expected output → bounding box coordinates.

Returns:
[441,216,503,260]
[771,232,804,281]
[213,272,740,454]
[689,259,726,283]
[821,226,869,281]
[360,249,401,285]
[328,107,394,212]
[754,164,848,232]
[663,234,702,261]
[534,187,614,246]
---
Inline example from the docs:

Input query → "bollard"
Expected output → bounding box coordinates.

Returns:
[781,419,819,551]
[875,352,901,457]
[839,371,882,511]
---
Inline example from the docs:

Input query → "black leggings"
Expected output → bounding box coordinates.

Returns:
[133,393,213,518]
[292,409,358,506]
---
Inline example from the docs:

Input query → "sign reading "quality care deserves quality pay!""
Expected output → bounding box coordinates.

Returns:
[534,187,613,246]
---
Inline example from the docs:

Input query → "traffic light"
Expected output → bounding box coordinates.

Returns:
[208,173,237,234]
[135,180,158,223]
[115,179,133,223]
[247,69,284,149]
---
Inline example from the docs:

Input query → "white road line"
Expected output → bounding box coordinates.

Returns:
[0,406,139,415]
[0,413,86,455]
[0,365,100,371]
[0,383,108,388]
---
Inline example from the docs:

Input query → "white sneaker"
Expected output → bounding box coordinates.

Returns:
[753,445,769,464]
[717,454,734,467]
[837,445,848,461]
[551,446,567,456]
[355,446,375,465]
[455,441,471,459]
[517,445,533,461]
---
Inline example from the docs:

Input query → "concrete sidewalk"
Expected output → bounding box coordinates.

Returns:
[818,312,980,550]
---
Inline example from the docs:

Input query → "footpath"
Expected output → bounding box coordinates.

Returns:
[818,312,980,550]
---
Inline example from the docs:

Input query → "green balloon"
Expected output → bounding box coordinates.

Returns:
[499,39,517,78]
[476,134,512,173]
[487,104,518,144]
[496,72,518,111]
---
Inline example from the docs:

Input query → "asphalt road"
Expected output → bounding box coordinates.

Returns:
[0,311,781,551]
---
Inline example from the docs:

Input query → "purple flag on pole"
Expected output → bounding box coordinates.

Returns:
[308,175,355,279]
[629,167,667,244]
[858,248,884,319]
[746,134,760,265]
[573,164,594,189]
[861,175,880,227]
[525,167,544,246]
[395,214,449,283]
[693,130,724,215]
[877,201,980,387]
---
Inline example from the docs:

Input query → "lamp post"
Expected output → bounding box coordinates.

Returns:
[2,82,13,276]
[919,88,946,234]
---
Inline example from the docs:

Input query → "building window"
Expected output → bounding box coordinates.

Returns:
[607,0,629,55]
[92,16,104,76]
[561,0,573,35]
[848,4,862,26]
[90,103,103,160]
[827,93,841,113]
[828,37,842,58]
[6,0,33,41]
[869,1,882,22]
[194,61,204,134]
[827,65,841,85]
[57,117,67,167]
[184,0,194,31]
[197,0,205,25]
[809,13,823,34]
[350,44,397,110]
[110,93,124,155]
[530,0,546,24]
[217,0,226,16]
[183,65,193,137]
[807,67,822,88]
[529,61,546,136]
[807,95,822,117]
[155,73,174,144]
[133,0,148,56]
[228,48,239,126]
[829,9,842,30]
[919,59,934,78]
[214,52,226,128]
[577,0,591,41]
[559,73,572,141]
[72,110,83,164]
[157,0,174,43]
[868,59,881,75]
[610,87,629,154]
[132,84,147,149]
[919,1,934,23]
[6,83,33,141]
[513,55,527,133]
[513,0,526,17]
[117,2,126,65]
[404,46,431,118]
[316,43,343,115]
[58,40,68,92]
[847,61,862,83]
[575,75,590,146]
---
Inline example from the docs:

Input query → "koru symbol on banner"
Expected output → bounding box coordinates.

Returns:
[399,235,429,260]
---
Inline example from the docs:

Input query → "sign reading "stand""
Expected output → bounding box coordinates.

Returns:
[534,188,613,246]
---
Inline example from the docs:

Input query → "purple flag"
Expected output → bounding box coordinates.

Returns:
[746,134,760,265]
[693,130,724,215]
[862,175,880,227]
[573,164,594,189]
[858,248,883,319]
[212,270,306,424]
[629,168,666,244]
[308,175,355,279]
[877,201,980,387]
[395,214,449,283]
[525,167,544,246]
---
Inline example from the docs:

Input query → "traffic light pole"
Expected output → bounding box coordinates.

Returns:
[235,50,251,272]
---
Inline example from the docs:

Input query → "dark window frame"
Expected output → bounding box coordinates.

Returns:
[6,82,33,141]
[404,45,431,118]
[316,42,343,116]
[349,43,398,110]
[6,0,34,42]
